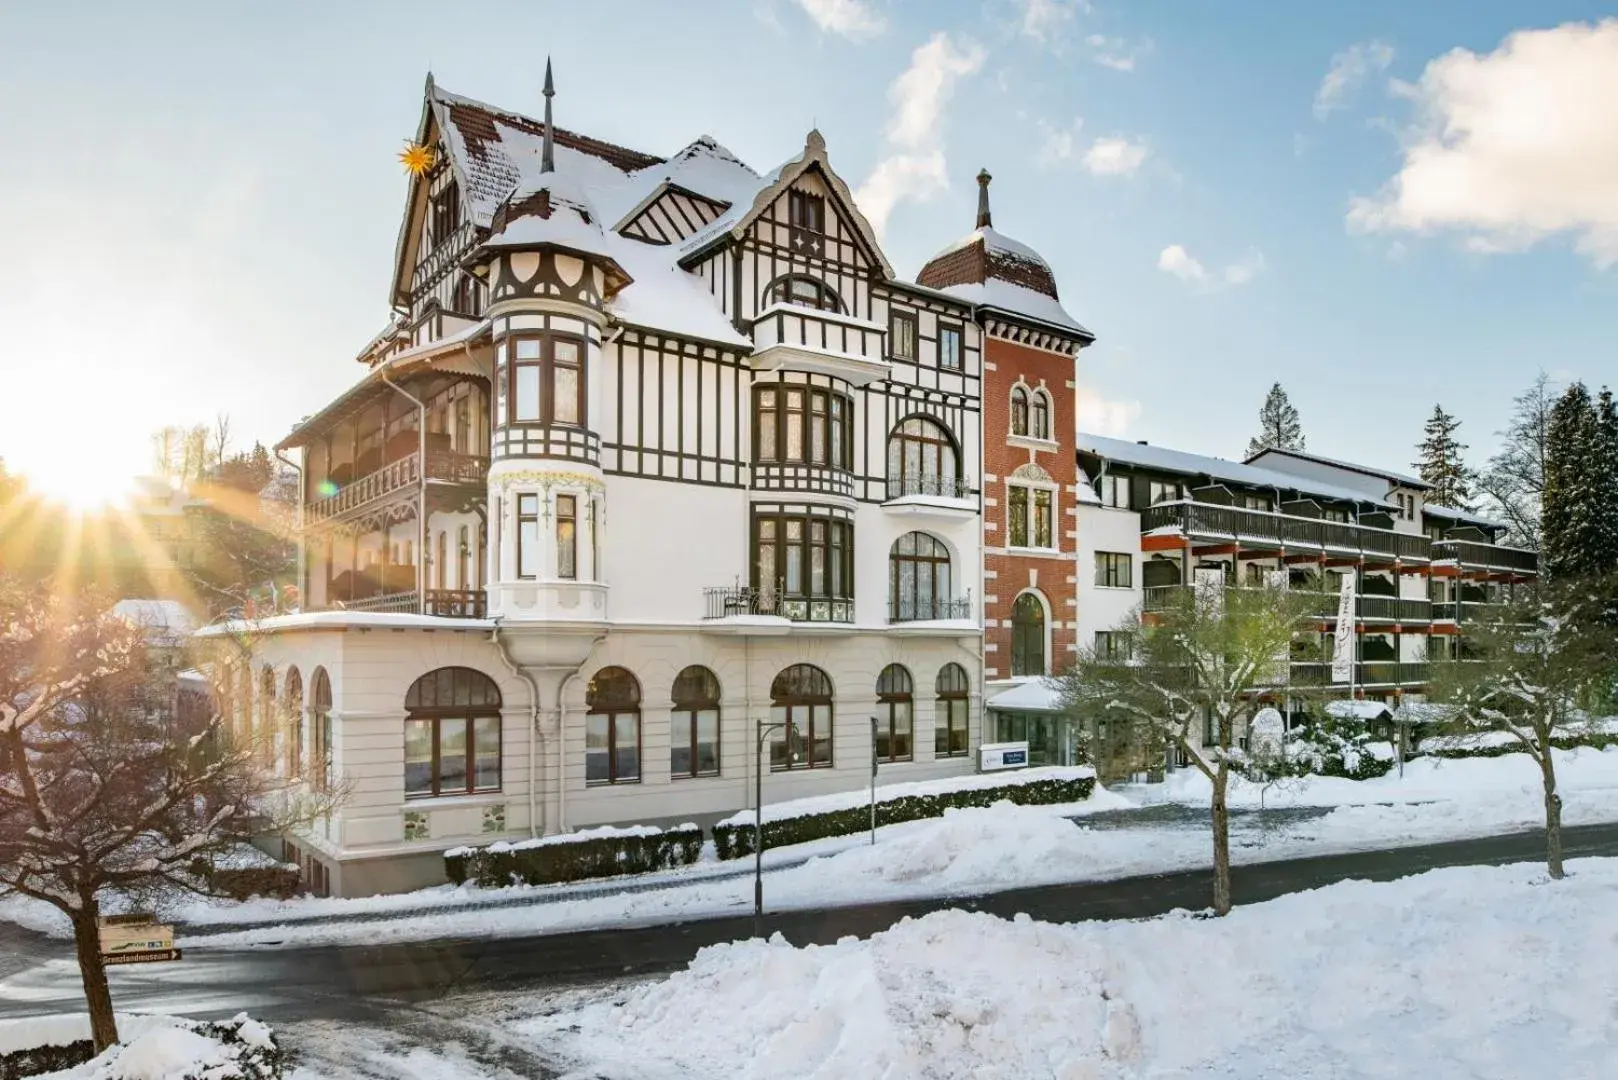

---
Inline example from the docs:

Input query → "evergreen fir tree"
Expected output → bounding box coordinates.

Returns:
[1246,383,1306,458]
[1542,383,1600,580]
[1590,388,1618,574]
[1413,404,1475,509]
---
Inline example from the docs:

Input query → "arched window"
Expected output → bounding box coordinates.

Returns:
[875,664,913,763]
[586,667,641,785]
[886,416,961,499]
[404,667,502,798]
[769,664,833,770]
[768,273,843,312]
[283,667,304,778]
[258,667,276,761]
[1011,386,1030,436]
[890,532,954,622]
[935,663,970,757]
[1011,592,1048,676]
[1031,390,1051,441]
[310,668,332,792]
[671,665,721,779]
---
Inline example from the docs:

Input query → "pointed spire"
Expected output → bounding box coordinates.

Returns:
[975,168,993,230]
[541,57,556,174]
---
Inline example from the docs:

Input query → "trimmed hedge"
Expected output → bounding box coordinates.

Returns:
[0,1016,284,1080]
[711,774,1096,860]
[206,865,302,901]
[446,824,703,887]
[0,1041,93,1080]
[1421,732,1618,761]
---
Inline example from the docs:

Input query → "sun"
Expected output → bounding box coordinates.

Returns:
[15,454,138,511]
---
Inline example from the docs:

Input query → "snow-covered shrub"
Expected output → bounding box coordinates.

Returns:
[8,1015,284,1080]
[1,1039,94,1079]
[1283,713,1395,780]
[445,823,703,887]
[710,773,1096,860]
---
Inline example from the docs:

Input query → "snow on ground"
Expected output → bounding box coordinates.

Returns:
[24,1014,276,1080]
[0,1014,175,1056]
[525,858,1618,1080]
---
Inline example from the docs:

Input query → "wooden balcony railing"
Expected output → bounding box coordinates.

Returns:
[306,450,488,526]
[1288,661,1430,687]
[1141,501,1432,562]
[1432,539,1538,574]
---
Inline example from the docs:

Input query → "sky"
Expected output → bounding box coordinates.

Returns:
[0,0,1614,504]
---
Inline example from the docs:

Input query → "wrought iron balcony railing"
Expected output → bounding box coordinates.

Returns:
[884,473,973,501]
[702,583,853,623]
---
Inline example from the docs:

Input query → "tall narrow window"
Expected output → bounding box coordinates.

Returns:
[670,666,721,779]
[769,664,833,770]
[431,180,460,246]
[585,667,641,785]
[1011,593,1048,676]
[1033,489,1053,548]
[1031,391,1050,440]
[507,334,587,425]
[788,191,825,256]
[556,494,577,580]
[890,310,917,361]
[403,667,502,799]
[513,338,542,421]
[436,532,447,590]
[756,388,778,461]
[454,396,471,453]
[310,668,333,792]
[886,417,959,499]
[875,664,914,763]
[283,668,303,779]
[517,494,540,579]
[890,531,953,621]
[458,525,471,589]
[588,498,598,582]
[938,324,962,370]
[552,339,582,425]
[1008,487,1029,547]
[1011,387,1030,436]
[810,393,828,463]
[935,663,970,757]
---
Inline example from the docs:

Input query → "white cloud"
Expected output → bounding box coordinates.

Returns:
[1077,387,1142,437]
[1158,244,1264,288]
[1018,0,1089,43]
[1086,33,1148,71]
[792,0,886,41]
[1083,136,1148,176]
[1347,20,1618,268]
[1314,39,1395,120]
[856,33,985,234]
[1037,118,1084,166]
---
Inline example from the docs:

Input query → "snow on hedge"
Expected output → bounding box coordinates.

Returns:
[721,766,1097,828]
[525,858,1618,1078]
[18,1014,280,1079]
[445,821,696,860]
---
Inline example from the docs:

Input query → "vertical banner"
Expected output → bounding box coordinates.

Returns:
[1266,569,1288,590]
[1331,572,1356,683]
[1193,568,1226,618]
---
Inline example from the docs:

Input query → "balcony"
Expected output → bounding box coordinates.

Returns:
[889,596,973,623]
[1356,596,1433,623]
[1141,584,1410,622]
[1141,501,1432,563]
[881,473,976,523]
[1288,661,1429,688]
[306,450,488,527]
[749,303,891,386]
[335,589,488,619]
[1432,539,1538,576]
[700,584,853,633]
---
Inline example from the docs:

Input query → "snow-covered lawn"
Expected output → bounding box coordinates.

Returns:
[524,858,1618,1079]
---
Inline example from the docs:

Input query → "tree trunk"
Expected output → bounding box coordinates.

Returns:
[1540,750,1565,880]
[1211,765,1232,916]
[70,900,119,1053]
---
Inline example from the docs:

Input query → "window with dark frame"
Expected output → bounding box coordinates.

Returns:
[310,668,332,792]
[1095,551,1133,588]
[1031,390,1050,439]
[1098,474,1130,509]
[788,190,825,256]
[1008,486,1029,547]
[1095,631,1132,661]
[1010,593,1047,677]
[1149,480,1182,505]
[517,494,540,580]
[1011,386,1030,436]
[284,668,303,779]
[1034,489,1053,547]
[875,664,914,763]
[403,667,502,799]
[890,310,918,361]
[938,324,962,370]
[889,531,953,621]
[934,663,970,757]
[585,667,641,785]
[773,275,842,311]
[769,664,833,770]
[431,180,460,247]
[753,385,854,469]
[556,494,577,580]
[670,666,721,779]
[886,416,960,499]
[505,332,586,426]
[1007,485,1054,549]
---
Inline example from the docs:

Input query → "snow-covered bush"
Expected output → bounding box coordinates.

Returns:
[5,1015,284,1080]
[445,823,703,887]
[710,773,1096,860]
[1282,712,1395,781]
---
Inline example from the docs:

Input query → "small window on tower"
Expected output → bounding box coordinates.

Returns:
[788,190,825,256]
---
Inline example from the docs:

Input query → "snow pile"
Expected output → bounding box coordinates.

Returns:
[723,766,1098,827]
[30,1014,280,1080]
[529,859,1618,1078]
[0,1015,174,1056]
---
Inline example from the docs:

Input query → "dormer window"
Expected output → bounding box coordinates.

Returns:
[788,190,825,256]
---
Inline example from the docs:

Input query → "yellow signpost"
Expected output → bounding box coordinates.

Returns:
[97,914,181,965]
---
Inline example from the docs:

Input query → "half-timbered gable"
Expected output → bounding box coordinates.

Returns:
[618,185,729,246]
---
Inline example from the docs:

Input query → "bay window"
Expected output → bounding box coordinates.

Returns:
[517,494,540,579]
[753,510,854,608]
[754,384,853,469]
[504,332,587,426]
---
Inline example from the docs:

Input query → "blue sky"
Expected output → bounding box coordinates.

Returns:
[1,1,1614,502]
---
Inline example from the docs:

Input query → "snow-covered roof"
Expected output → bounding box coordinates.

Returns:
[1326,699,1393,721]
[1247,447,1431,491]
[606,234,750,347]
[610,136,760,232]
[987,678,1065,714]
[196,611,495,637]
[1074,465,1103,505]
[114,599,196,646]
[940,279,1092,337]
[1076,432,1395,509]
[1423,504,1509,531]
[484,172,616,261]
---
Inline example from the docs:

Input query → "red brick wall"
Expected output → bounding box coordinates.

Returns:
[981,334,1079,680]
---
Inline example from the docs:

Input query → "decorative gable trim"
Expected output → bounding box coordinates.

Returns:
[616,183,731,246]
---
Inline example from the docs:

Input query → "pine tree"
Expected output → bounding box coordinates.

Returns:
[1246,383,1306,458]
[1414,404,1475,510]
[1542,383,1601,580]
[1590,388,1618,575]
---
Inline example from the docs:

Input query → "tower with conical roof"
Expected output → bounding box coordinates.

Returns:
[918,170,1094,690]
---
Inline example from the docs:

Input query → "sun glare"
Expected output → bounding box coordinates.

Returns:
[18,456,138,511]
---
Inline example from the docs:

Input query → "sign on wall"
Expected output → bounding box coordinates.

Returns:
[979,741,1030,771]
[1331,572,1356,684]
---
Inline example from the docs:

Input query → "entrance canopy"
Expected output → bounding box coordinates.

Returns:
[987,678,1064,714]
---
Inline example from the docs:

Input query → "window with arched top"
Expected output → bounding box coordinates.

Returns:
[769,664,833,770]
[1011,593,1048,677]
[404,667,502,799]
[258,667,276,762]
[310,668,332,792]
[1011,386,1030,436]
[1031,390,1051,441]
[890,532,954,622]
[670,665,721,779]
[769,273,843,312]
[935,664,970,757]
[875,664,914,763]
[283,667,303,779]
[886,416,961,499]
[586,667,641,785]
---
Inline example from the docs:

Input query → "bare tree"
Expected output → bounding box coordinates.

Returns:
[210,412,233,472]
[1057,581,1320,915]
[1478,372,1555,549]
[0,576,332,1051]
[1429,577,1618,879]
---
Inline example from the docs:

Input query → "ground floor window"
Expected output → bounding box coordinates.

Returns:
[993,710,1078,766]
[586,666,641,784]
[670,665,721,778]
[770,663,833,770]
[404,667,503,798]
[875,664,913,762]
[935,663,970,756]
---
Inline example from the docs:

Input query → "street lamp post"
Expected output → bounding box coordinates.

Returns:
[754,717,791,935]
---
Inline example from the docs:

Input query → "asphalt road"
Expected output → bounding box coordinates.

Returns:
[1,822,1611,1028]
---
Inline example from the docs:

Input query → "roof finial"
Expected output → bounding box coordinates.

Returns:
[541,57,556,174]
[975,168,993,230]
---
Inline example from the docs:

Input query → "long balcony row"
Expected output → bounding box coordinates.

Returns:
[306,450,488,527]
[1142,501,1433,562]
[1433,539,1538,574]
[1288,661,1430,688]
[1143,584,1432,623]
